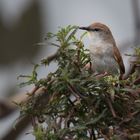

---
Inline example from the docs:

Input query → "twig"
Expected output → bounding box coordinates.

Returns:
[0,99,16,119]
[29,85,40,95]
[99,130,109,140]
[89,128,96,140]
[41,51,58,65]
[1,87,48,139]
[119,111,139,126]
[65,107,75,128]
[67,83,88,99]
[105,94,117,118]
[1,115,31,140]
[133,76,140,85]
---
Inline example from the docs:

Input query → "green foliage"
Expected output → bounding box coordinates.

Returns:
[18,25,140,140]
[33,126,46,140]
[18,64,39,87]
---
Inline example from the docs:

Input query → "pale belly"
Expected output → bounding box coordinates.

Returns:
[90,48,119,74]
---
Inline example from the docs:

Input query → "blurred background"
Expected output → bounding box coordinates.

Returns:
[0,0,140,139]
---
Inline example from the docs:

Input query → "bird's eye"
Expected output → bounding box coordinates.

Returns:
[93,28,100,32]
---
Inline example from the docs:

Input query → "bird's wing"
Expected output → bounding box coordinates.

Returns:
[113,46,125,74]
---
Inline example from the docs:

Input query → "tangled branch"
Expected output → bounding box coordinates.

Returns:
[17,25,140,140]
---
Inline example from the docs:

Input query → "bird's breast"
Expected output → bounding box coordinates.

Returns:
[89,44,118,74]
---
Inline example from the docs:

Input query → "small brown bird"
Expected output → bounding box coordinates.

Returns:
[79,22,125,78]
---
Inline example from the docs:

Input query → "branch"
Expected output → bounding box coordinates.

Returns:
[1,87,48,140]
[1,115,31,140]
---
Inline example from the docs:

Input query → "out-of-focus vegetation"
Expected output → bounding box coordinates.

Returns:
[0,1,41,65]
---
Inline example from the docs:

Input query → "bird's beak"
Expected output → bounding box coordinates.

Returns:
[79,26,90,31]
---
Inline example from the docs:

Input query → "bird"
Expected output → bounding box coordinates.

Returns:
[79,22,125,79]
